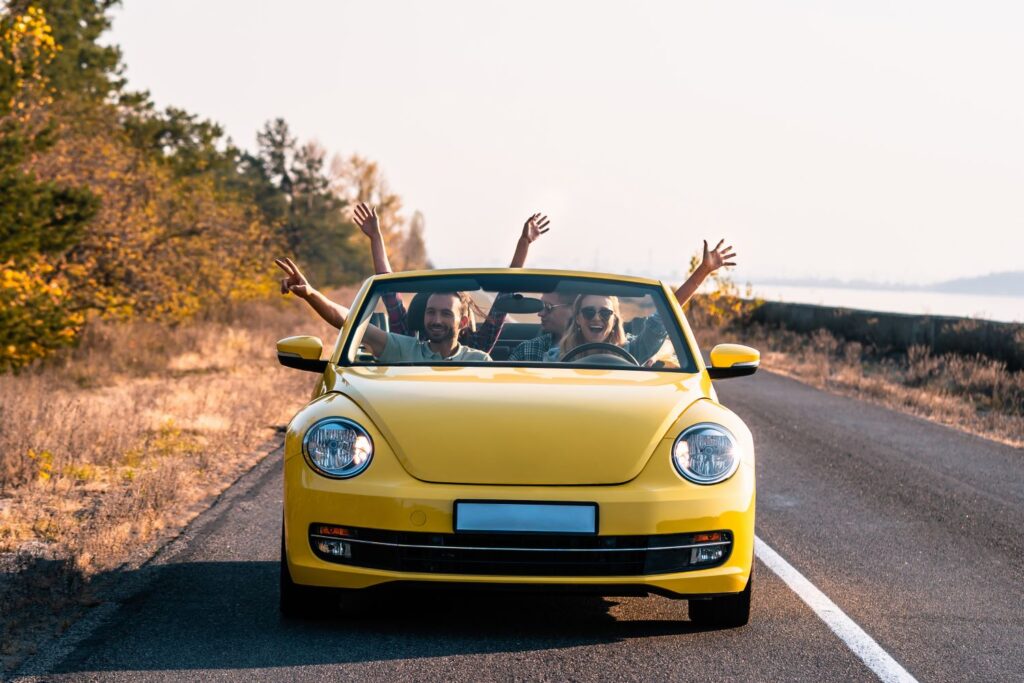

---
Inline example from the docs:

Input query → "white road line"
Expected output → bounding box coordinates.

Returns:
[755,536,918,683]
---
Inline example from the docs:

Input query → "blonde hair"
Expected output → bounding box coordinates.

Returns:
[558,294,627,358]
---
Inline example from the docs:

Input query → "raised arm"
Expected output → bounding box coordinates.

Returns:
[672,239,737,307]
[276,257,349,328]
[509,213,550,268]
[353,202,409,336]
[353,203,393,275]
[275,257,388,354]
[463,214,551,351]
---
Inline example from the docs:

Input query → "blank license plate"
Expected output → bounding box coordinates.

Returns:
[454,501,597,534]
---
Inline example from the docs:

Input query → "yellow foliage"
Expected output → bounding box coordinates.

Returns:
[0,257,84,370]
[0,6,291,371]
[27,447,54,481]
[24,104,280,325]
[65,463,98,482]
[1,5,57,116]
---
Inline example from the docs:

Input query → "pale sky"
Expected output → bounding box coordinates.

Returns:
[107,0,1024,284]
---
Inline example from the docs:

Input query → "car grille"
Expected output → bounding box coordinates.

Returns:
[308,524,732,577]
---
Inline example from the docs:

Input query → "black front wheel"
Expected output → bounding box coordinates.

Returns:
[688,575,752,628]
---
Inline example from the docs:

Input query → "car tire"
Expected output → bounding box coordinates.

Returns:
[688,575,752,628]
[280,527,338,618]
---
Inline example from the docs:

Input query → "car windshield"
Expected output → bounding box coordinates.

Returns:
[341,273,698,373]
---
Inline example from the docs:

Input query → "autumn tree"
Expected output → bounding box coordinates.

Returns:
[19,1,292,319]
[1,1,428,371]
[0,4,97,260]
[0,4,98,369]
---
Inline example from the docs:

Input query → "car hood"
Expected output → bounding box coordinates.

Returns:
[332,366,707,485]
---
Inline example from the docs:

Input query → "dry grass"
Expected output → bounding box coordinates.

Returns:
[696,318,1024,448]
[0,289,351,672]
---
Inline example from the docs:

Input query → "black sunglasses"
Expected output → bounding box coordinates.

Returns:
[541,302,569,313]
[580,306,613,321]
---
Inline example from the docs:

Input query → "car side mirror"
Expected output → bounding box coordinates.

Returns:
[707,343,759,379]
[277,335,328,373]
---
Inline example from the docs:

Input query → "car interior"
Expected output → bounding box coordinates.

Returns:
[347,274,697,372]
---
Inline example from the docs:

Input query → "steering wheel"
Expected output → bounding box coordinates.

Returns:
[561,342,640,366]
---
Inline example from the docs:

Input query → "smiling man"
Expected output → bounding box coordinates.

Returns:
[375,291,491,363]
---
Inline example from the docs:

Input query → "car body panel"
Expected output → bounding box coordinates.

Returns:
[331,365,708,485]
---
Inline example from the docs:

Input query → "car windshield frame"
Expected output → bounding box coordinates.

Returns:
[336,272,700,374]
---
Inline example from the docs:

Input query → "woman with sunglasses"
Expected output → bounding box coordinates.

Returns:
[557,239,737,364]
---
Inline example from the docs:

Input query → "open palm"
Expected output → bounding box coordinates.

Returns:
[702,239,737,273]
[353,203,379,237]
[522,213,551,243]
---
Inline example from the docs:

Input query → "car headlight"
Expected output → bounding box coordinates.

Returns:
[302,418,373,479]
[672,423,741,484]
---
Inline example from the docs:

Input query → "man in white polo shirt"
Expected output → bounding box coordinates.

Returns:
[374,292,491,363]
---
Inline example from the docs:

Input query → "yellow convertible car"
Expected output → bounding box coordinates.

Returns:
[277,269,759,627]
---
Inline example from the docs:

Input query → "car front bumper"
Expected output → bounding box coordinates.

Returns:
[284,437,755,597]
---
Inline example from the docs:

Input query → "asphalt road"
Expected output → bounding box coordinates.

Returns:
[15,371,1023,682]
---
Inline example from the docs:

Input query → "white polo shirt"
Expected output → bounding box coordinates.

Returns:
[378,333,492,363]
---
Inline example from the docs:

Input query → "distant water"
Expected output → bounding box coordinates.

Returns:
[749,284,1024,324]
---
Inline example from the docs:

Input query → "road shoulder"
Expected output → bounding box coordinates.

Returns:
[11,441,283,681]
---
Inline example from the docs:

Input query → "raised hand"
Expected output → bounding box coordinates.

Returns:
[354,202,394,274]
[274,257,312,299]
[521,213,551,243]
[353,203,380,237]
[701,239,737,274]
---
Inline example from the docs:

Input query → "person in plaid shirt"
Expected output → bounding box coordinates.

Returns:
[353,203,550,353]
[507,291,576,362]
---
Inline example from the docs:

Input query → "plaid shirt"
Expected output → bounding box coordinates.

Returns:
[382,292,508,353]
[624,314,668,363]
[383,292,409,333]
[508,333,556,362]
